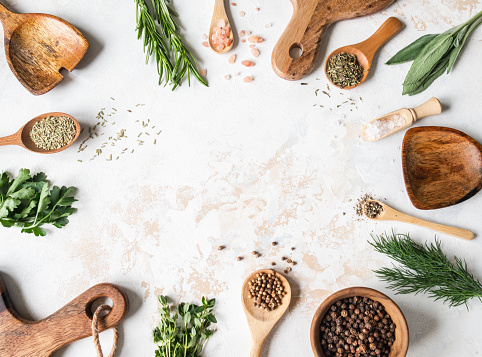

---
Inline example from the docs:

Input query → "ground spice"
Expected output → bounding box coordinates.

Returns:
[247,271,286,310]
[364,200,384,218]
[30,116,76,150]
[319,296,396,357]
[326,52,365,88]
[355,194,374,217]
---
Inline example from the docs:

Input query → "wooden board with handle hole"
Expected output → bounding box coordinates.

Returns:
[272,0,395,80]
[0,274,129,357]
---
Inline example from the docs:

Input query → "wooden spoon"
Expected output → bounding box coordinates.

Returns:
[362,97,442,142]
[242,269,292,357]
[0,112,81,154]
[208,0,234,54]
[0,3,89,95]
[403,126,482,210]
[0,274,129,357]
[325,17,402,89]
[363,200,474,240]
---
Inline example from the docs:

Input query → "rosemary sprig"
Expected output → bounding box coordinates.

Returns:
[135,0,207,90]
[369,232,482,308]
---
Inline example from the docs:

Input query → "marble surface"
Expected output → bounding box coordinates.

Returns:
[1,0,482,356]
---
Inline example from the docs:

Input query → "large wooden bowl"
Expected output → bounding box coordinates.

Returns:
[310,287,409,357]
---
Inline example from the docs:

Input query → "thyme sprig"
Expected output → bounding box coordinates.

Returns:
[135,0,207,90]
[153,295,216,357]
[369,232,482,308]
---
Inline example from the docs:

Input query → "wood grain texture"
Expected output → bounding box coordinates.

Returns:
[0,3,89,95]
[0,112,81,154]
[324,17,402,89]
[367,200,474,240]
[402,127,482,210]
[271,0,395,81]
[310,287,409,357]
[241,269,291,357]
[0,274,128,357]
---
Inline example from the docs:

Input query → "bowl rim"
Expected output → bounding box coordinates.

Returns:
[310,286,409,357]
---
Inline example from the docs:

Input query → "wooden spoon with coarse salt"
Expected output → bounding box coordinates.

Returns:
[242,269,291,357]
[208,0,234,54]
[363,200,474,240]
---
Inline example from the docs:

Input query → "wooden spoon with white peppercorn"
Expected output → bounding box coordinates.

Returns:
[363,200,474,240]
[242,269,292,357]
[0,112,80,153]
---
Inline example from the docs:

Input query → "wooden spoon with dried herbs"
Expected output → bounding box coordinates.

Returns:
[370,232,482,308]
[0,112,81,154]
[386,10,482,95]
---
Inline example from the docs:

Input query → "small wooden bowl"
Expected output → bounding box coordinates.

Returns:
[310,287,409,357]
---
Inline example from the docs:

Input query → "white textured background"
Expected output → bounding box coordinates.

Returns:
[1,0,482,356]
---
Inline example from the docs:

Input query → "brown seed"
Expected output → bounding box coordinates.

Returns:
[218,245,225,250]
[272,242,278,246]
[236,256,243,261]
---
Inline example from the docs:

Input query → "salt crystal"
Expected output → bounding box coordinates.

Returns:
[224,74,231,80]
[265,23,272,28]
[239,11,245,17]
[364,114,407,141]
[201,33,207,40]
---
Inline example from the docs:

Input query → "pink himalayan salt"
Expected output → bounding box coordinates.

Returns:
[249,44,255,48]
[239,30,245,37]
[248,35,264,43]
[244,76,253,82]
[245,31,251,36]
[251,48,260,57]
[200,69,207,76]
[228,54,236,64]
[241,39,246,43]
[231,2,236,5]
[212,25,232,51]
[239,11,245,17]
[202,41,209,47]
[255,7,260,11]
[241,60,254,67]
[224,74,231,80]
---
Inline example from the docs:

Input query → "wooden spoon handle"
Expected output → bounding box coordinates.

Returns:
[390,210,474,240]
[0,133,21,147]
[0,3,20,34]
[250,340,264,357]
[359,17,402,59]
[411,97,442,121]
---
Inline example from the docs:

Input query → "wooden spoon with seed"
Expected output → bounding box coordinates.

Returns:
[0,112,81,154]
[208,0,234,54]
[363,200,474,240]
[0,3,89,95]
[242,269,291,357]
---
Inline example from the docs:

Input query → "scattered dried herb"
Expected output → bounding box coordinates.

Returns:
[135,0,207,90]
[30,116,76,150]
[386,11,482,95]
[370,232,482,308]
[0,169,76,236]
[326,52,365,88]
[153,295,216,356]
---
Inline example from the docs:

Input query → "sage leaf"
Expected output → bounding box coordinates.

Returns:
[386,34,438,65]
[407,56,450,96]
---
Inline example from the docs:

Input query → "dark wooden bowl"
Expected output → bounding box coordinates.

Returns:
[310,287,409,357]
[402,127,482,210]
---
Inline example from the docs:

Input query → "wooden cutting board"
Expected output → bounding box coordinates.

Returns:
[0,274,129,357]
[272,0,395,80]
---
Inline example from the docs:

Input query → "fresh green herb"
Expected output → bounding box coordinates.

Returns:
[369,232,482,308]
[386,11,482,95]
[326,52,365,88]
[153,295,216,356]
[0,169,77,236]
[135,0,207,90]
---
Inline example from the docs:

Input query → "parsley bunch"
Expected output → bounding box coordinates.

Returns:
[0,169,77,236]
[153,295,216,357]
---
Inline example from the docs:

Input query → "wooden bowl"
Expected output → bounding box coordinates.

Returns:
[310,287,409,357]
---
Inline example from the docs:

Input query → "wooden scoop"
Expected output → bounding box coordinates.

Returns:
[242,269,291,357]
[272,0,395,81]
[363,200,474,240]
[362,97,442,142]
[0,3,89,95]
[0,112,81,154]
[0,274,129,357]
[325,17,402,89]
[403,126,482,210]
[208,0,234,54]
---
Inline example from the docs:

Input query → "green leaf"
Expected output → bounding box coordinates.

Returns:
[7,169,31,196]
[206,314,217,323]
[0,219,14,227]
[385,34,438,65]
[14,199,38,219]
[403,34,454,85]
[10,187,35,200]
[405,56,450,96]
[56,187,76,206]
[32,172,47,182]
[0,198,20,218]
[52,217,69,228]
[37,183,51,214]
[21,226,46,236]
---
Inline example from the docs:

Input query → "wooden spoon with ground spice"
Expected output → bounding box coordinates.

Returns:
[0,112,81,154]
[363,200,474,240]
